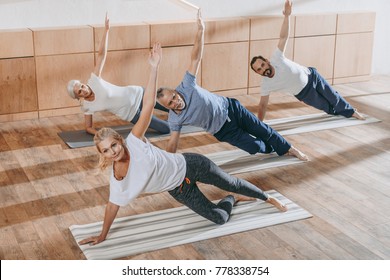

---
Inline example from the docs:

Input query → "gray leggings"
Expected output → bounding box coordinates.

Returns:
[168,153,269,225]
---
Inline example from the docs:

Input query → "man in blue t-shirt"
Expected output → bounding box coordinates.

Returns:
[157,9,308,161]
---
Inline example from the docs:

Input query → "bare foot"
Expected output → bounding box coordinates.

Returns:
[266,196,288,212]
[352,110,365,120]
[286,146,309,161]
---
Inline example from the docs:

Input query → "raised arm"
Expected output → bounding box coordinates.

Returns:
[93,13,110,77]
[131,43,162,139]
[187,9,205,77]
[277,0,292,53]
[78,201,120,245]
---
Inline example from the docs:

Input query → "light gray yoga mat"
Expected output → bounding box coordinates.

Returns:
[205,149,304,174]
[69,190,312,260]
[58,125,203,148]
[267,113,380,136]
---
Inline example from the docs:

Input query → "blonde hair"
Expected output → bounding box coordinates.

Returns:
[94,127,125,170]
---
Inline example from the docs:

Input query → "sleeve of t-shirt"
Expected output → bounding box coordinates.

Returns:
[260,87,270,97]
[82,108,93,115]
[108,176,138,207]
[177,71,196,91]
[260,49,283,96]
[167,112,183,132]
[127,132,148,148]
[80,101,93,115]
[108,176,145,206]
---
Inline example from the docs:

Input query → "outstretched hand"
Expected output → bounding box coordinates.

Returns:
[283,0,292,16]
[149,42,162,68]
[104,12,110,30]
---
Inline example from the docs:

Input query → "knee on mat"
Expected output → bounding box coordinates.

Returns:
[212,216,229,225]
[208,210,230,225]
[240,144,260,155]
[240,141,273,155]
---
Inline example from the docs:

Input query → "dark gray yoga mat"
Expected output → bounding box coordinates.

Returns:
[58,125,204,148]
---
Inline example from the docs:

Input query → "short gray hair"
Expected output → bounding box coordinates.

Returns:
[67,80,80,99]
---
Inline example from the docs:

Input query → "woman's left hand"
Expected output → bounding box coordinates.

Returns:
[78,235,105,246]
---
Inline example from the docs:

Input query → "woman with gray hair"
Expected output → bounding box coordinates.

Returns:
[66,13,169,135]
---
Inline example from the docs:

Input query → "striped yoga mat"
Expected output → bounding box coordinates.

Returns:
[206,149,304,174]
[70,190,312,260]
[205,113,380,174]
[267,113,380,136]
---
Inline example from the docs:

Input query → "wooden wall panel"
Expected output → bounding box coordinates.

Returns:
[0,29,34,59]
[32,26,94,56]
[248,39,294,88]
[250,16,295,41]
[202,42,249,92]
[35,53,94,110]
[0,12,376,121]
[93,24,150,51]
[295,14,337,37]
[150,20,197,47]
[98,49,150,88]
[337,12,376,34]
[204,18,249,43]
[39,107,81,118]
[0,112,38,123]
[0,57,37,114]
[294,35,335,80]
[158,46,202,89]
[334,32,374,78]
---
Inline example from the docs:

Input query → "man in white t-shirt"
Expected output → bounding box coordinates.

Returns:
[66,14,169,135]
[250,0,365,121]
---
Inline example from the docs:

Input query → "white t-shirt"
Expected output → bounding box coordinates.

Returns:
[82,73,143,121]
[109,133,187,206]
[260,49,310,96]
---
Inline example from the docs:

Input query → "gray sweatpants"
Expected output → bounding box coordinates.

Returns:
[168,153,269,225]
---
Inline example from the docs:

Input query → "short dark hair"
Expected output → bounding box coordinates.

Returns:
[156,88,164,98]
[250,55,266,72]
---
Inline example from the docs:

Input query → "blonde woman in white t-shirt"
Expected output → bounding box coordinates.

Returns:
[78,42,287,246]
[66,14,170,135]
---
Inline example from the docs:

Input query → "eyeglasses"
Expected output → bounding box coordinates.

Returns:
[168,92,179,106]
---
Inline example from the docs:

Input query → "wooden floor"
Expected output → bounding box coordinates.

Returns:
[1,75,389,260]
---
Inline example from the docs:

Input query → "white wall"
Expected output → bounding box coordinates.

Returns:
[1,0,389,75]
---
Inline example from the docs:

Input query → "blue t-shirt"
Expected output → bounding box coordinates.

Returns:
[168,72,229,135]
